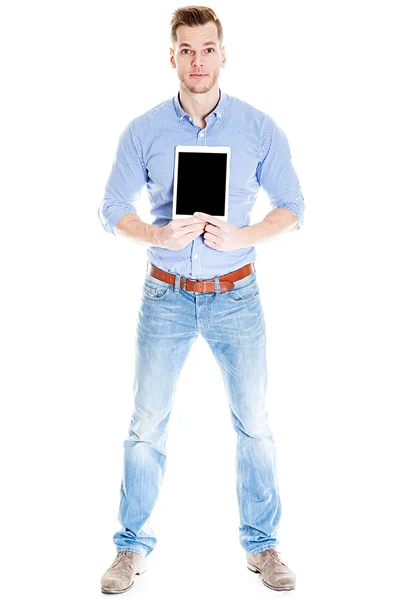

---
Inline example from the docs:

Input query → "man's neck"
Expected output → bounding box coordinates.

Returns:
[178,86,220,123]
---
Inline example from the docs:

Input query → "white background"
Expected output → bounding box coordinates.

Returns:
[2,1,399,598]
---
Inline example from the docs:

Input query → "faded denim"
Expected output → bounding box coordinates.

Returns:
[113,264,281,557]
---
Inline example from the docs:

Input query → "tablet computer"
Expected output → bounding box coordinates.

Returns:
[172,145,231,220]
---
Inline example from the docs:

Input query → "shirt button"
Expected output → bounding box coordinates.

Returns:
[199,132,204,137]
[193,254,198,259]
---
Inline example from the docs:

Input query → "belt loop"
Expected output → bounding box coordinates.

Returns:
[174,273,181,293]
[214,275,221,295]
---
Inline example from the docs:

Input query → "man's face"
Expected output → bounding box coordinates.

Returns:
[170,22,226,94]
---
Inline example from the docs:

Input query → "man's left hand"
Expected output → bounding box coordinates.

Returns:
[194,212,249,252]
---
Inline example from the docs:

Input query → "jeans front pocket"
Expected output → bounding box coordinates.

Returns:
[142,274,173,301]
[224,272,260,304]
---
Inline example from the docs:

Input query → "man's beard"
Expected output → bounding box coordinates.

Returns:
[181,72,217,93]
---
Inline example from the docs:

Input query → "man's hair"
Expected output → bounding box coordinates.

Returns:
[170,6,224,49]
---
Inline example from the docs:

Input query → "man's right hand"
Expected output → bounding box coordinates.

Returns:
[154,216,206,250]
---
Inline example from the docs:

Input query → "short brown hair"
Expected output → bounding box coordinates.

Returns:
[170,6,223,49]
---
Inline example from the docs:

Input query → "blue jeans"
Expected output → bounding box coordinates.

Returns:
[113,264,282,557]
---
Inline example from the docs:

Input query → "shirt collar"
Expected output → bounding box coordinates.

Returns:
[173,87,227,122]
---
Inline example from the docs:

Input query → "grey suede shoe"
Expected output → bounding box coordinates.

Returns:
[100,550,148,594]
[246,548,296,591]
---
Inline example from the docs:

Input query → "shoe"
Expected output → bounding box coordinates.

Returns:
[100,550,148,594]
[246,548,296,591]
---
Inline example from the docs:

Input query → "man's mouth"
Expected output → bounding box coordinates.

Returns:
[191,74,207,78]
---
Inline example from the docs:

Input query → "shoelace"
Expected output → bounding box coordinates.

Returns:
[113,551,134,569]
[265,549,286,566]
[118,551,133,559]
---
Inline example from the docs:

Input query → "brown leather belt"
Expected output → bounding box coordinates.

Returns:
[147,261,255,293]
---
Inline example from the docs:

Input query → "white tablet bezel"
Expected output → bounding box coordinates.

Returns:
[172,145,231,221]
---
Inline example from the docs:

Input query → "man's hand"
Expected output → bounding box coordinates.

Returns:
[155,216,206,250]
[194,212,249,252]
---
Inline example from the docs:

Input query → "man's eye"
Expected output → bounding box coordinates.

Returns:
[182,48,214,54]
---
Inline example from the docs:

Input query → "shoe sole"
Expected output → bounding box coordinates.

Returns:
[247,563,295,591]
[101,567,148,594]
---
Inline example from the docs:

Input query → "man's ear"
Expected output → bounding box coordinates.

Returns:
[221,46,227,68]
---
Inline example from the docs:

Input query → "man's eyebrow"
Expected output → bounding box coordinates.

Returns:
[178,41,217,48]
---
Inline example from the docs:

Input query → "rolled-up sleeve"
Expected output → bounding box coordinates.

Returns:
[98,121,148,235]
[256,117,305,230]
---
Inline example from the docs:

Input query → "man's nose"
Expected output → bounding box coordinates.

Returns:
[192,55,204,67]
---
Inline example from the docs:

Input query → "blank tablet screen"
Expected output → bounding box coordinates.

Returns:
[176,151,228,216]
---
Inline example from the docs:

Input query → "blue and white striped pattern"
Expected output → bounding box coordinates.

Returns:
[98,87,305,278]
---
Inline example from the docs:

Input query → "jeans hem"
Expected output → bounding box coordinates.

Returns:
[245,542,277,554]
[115,545,149,558]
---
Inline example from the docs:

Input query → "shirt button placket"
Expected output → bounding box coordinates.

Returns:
[190,115,206,275]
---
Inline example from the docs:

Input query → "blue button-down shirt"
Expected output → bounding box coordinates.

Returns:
[98,87,305,278]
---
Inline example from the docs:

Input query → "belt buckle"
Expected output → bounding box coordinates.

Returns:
[182,276,197,291]
[182,277,209,292]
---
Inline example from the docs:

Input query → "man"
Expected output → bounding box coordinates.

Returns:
[99,6,304,594]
